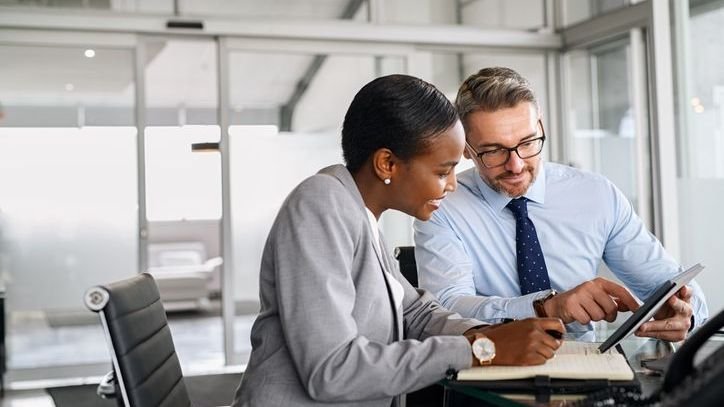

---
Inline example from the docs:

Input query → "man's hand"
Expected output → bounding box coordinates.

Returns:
[636,285,693,342]
[467,318,564,366]
[542,278,640,324]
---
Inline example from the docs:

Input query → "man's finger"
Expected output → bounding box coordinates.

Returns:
[589,289,619,321]
[614,298,633,312]
[578,295,606,322]
[597,279,640,311]
[677,285,693,302]
[639,318,687,333]
[636,328,686,342]
[568,303,592,325]
[666,295,692,316]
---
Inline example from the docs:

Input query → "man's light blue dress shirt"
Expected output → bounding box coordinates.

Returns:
[414,162,708,326]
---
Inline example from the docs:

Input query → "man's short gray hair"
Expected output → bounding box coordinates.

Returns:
[455,67,538,129]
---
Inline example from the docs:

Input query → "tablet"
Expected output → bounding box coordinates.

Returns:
[598,263,704,353]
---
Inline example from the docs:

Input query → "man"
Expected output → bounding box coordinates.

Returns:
[414,67,707,341]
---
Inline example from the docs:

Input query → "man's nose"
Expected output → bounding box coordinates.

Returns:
[505,150,525,173]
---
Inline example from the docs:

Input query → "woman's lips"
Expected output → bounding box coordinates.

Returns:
[427,196,446,208]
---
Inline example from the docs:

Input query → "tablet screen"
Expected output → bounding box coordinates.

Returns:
[598,263,704,353]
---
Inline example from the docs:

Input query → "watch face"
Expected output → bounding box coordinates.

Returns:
[472,336,496,362]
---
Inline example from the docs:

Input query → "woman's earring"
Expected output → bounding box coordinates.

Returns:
[383,178,391,185]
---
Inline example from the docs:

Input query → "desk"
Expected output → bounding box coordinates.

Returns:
[441,334,723,407]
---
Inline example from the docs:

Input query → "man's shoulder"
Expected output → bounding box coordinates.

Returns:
[454,166,477,185]
[545,162,611,186]
[426,167,486,226]
[447,167,483,204]
[544,162,624,211]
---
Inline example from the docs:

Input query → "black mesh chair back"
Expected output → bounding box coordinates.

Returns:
[85,273,192,407]
[394,246,418,287]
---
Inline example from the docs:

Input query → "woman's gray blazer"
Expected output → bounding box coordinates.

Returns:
[231,164,483,407]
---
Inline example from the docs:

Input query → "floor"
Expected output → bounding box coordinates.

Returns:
[0,389,54,407]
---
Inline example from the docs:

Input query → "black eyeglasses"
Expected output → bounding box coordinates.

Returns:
[466,121,546,168]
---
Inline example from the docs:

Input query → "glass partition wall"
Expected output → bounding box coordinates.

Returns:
[563,38,652,226]
[673,0,724,316]
[556,6,655,306]
[0,38,139,381]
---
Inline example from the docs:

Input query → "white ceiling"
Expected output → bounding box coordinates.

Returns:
[0,39,324,110]
[0,0,360,109]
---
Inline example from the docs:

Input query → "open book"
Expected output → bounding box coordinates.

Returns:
[457,341,634,381]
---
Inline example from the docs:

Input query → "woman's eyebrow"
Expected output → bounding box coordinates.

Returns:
[439,160,459,168]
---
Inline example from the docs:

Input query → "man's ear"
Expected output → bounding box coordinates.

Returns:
[372,148,397,182]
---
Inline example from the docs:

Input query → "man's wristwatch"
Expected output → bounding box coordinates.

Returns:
[533,289,557,318]
[471,335,496,365]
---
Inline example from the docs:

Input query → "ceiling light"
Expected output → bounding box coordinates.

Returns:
[84,49,96,58]
[65,83,75,91]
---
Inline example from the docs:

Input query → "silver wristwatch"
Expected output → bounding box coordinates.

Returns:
[471,335,496,365]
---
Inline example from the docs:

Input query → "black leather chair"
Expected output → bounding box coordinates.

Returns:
[85,273,192,407]
[394,246,418,287]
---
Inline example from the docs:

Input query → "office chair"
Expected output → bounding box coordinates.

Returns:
[394,246,418,287]
[84,273,192,407]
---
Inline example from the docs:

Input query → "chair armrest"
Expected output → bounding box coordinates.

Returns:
[203,256,223,269]
[97,370,117,399]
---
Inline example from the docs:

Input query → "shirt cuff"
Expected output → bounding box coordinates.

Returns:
[505,289,556,320]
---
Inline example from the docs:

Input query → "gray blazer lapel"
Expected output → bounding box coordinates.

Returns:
[378,234,404,341]
[317,164,403,341]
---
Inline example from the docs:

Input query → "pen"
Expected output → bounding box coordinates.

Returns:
[545,329,563,340]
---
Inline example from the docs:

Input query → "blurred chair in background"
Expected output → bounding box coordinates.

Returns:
[146,242,222,311]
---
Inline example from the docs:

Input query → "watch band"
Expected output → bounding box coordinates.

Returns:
[479,357,493,366]
[533,290,557,318]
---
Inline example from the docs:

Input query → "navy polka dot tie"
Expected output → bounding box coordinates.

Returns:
[506,197,551,295]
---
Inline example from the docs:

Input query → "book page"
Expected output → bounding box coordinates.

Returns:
[457,341,634,381]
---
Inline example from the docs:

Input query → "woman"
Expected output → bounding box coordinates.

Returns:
[231,74,563,407]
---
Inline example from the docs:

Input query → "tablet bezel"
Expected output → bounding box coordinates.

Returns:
[598,263,704,353]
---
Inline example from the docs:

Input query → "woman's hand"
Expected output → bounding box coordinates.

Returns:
[468,318,565,366]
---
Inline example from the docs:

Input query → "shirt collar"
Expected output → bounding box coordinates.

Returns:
[474,163,547,213]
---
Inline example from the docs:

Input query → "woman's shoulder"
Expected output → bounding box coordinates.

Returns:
[283,166,362,216]
[294,169,350,200]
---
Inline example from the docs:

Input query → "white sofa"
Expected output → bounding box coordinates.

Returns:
[146,241,222,311]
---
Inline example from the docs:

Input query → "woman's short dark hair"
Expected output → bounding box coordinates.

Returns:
[342,74,459,173]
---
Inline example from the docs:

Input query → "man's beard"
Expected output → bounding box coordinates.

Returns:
[485,165,538,198]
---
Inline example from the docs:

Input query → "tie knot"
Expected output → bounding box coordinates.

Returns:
[506,197,528,219]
